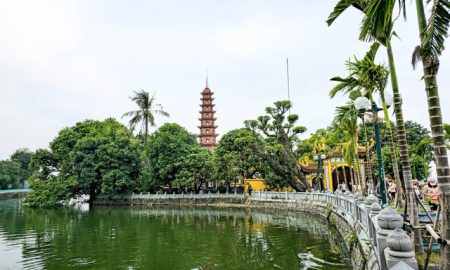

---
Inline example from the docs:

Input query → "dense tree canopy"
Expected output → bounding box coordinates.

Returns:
[27,118,140,206]
[0,160,21,189]
[10,148,33,186]
[141,123,200,191]
[245,100,309,191]
[214,128,265,186]
[174,147,214,192]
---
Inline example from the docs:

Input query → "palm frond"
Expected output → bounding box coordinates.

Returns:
[363,42,380,61]
[359,0,395,43]
[327,0,358,26]
[121,110,142,119]
[329,76,360,98]
[421,0,450,57]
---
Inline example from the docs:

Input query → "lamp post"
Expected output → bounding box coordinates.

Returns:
[313,154,326,191]
[354,95,393,205]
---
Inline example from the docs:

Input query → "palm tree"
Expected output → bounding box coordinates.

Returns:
[122,90,169,145]
[327,0,424,253]
[412,1,450,266]
[333,103,360,192]
[330,47,402,200]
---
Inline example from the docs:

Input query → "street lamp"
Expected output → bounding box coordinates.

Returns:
[313,154,326,191]
[354,94,393,206]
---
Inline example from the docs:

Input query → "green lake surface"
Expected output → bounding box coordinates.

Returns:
[0,199,351,269]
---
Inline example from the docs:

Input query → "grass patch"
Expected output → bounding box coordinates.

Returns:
[416,252,440,267]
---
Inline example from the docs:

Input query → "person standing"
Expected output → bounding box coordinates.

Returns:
[247,183,252,196]
[388,179,397,202]
[424,178,440,211]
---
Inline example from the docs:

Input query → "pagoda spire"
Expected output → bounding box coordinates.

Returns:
[198,80,218,151]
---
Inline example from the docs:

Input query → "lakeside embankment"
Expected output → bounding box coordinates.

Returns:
[0,189,30,200]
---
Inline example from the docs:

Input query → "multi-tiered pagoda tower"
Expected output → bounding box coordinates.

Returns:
[198,82,218,151]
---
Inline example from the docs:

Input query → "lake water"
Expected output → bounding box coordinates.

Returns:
[0,199,351,269]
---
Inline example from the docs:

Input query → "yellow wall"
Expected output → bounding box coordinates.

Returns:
[243,179,293,192]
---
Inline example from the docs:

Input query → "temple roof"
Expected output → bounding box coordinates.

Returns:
[202,88,212,94]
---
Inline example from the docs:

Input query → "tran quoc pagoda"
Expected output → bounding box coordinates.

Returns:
[198,79,218,151]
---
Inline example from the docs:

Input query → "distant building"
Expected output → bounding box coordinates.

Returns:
[198,82,218,151]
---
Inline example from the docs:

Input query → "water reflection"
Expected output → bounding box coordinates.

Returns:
[0,199,350,269]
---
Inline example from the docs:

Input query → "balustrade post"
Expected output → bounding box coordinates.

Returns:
[264,190,267,199]
[285,190,288,200]
[384,228,418,269]
[165,192,167,198]
[173,192,175,198]
[376,207,404,270]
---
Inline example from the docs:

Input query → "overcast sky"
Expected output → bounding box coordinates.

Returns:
[1,1,450,160]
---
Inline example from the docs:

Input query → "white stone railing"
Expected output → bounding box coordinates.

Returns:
[130,190,242,199]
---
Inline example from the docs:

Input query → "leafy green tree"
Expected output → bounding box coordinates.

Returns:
[27,118,140,205]
[29,149,58,181]
[329,46,402,197]
[173,148,214,192]
[245,100,309,191]
[0,160,21,189]
[25,176,77,208]
[141,123,198,191]
[10,148,33,186]
[67,119,140,200]
[215,128,265,187]
[332,102,360,191]
[122,90,169,145]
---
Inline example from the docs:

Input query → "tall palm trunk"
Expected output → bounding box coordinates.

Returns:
[386,40,424,253]
[350,166,355,192]
[144,112,149,145]
[363,118,374,194]
[415,1,450,266]
[380,95,404,207]
[387,126,404,207]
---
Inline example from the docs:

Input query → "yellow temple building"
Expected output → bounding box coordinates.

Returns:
[244,144,373,193]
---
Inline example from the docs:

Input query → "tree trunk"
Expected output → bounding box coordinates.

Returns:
[343,167,348,190]
[386,40,424,253]
[350,166,355,192]
[144,118,148,145]
[388,127,404,208]
[415,1,450,266]
[381,92,404,207]
[362,118,373,195]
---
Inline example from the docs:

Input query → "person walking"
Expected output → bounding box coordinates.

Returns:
[247,183,252,196]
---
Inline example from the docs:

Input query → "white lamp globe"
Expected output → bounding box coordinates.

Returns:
[313,155,318,160]
[354,96,370,110]
[320,154,326,159]
[383,92,394,107]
